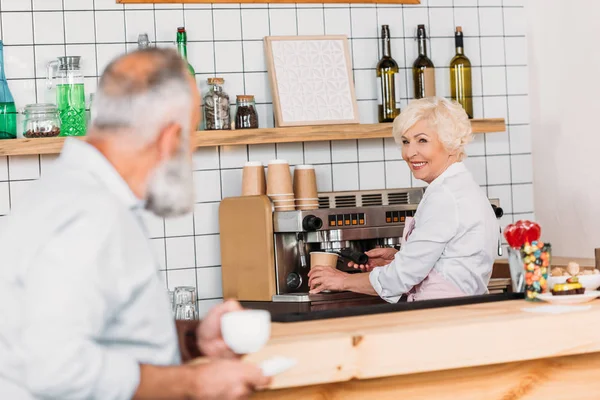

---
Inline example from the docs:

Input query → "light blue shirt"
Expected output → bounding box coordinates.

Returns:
[369,162,499,303]
[0,139,179,399]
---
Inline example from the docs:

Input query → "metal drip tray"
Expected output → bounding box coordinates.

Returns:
[272,291,372,303]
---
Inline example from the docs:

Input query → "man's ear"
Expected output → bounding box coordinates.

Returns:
[156,122,182,161]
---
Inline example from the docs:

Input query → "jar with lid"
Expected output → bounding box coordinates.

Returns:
[203,77,230,130]
[20,104,61,138]
[235,95,258,130]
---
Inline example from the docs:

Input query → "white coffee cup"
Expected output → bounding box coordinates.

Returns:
[221,309,271,354]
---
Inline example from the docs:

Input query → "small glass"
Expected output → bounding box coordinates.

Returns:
[20,104,61,138]
[174,286,197,306]
[235,95,258,129]
[175,303,198,320]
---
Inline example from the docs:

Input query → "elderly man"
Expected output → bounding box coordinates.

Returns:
[0,49,268,399]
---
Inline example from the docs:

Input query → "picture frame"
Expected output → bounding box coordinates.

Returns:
[264,35,360,127]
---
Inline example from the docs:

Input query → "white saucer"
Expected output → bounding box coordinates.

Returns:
[537,290,600,305]
[259,356,298,377]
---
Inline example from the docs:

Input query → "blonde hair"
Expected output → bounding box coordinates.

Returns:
[392,97,473,161]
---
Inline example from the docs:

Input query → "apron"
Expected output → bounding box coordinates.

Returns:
[401,217,466,302]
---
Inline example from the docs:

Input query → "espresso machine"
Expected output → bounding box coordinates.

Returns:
[219,188,504,315]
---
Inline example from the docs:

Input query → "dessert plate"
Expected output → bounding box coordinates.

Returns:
[537,290,600,305]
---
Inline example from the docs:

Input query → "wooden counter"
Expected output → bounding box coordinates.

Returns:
[232,298,600,399]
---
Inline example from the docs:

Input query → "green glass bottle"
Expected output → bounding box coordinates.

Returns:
[412,24,436,99]
[177,27,196,80]
[450,26,473,118]
[0,41,17,139]
[376,25,400,123]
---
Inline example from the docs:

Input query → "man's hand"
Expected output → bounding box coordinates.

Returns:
[197,299,243,359]
[187,360,271,400]
[347,247,398,272]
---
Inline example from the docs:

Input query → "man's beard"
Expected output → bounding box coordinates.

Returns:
[145,149,195,218]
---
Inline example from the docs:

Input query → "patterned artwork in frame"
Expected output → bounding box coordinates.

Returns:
[264,35,360,127]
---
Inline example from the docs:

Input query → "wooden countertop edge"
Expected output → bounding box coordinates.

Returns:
[214,300,600,390]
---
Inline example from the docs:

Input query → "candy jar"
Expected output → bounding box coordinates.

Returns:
[504,220,546,301]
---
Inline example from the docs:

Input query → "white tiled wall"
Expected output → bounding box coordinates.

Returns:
[0,0,531,316]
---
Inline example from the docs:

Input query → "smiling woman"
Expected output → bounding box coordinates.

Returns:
[308,97,499,303]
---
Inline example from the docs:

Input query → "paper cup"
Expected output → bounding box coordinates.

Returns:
[242,161,266,196]
[267,160,293,195]
[293,165,318,200]
[310,252,339,269]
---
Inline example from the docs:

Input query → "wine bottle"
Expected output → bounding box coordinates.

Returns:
[176,27,196,80]
[376,25,400,123]
[450,27,473,118]
[412,24,436,99]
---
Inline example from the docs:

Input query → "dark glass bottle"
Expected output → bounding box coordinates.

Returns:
[0,41,17,139]
[412,24,436,99]
[450,26,473,118]
[376,25,400,123]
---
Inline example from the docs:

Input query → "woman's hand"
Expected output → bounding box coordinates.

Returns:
[348,247,398,272]
[308,266,349,294]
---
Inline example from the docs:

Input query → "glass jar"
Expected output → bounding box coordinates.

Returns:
[203,77,230,130]
[235,95,258,130]
[21,104,61,138]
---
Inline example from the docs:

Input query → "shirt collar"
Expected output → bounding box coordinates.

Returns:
[424,162,467,193]
[60,138,144,210]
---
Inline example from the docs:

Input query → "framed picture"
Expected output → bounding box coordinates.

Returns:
[264,35,360,127]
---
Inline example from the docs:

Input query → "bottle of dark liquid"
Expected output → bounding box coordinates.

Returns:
[376,25,400,123]
[0,41,16,139]
[176,27,196,80]
[412,24,436,99]
[450,27,473,118]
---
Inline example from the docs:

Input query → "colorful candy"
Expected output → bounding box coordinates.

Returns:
[521,241,552,301]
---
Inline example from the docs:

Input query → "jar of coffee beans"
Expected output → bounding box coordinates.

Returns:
[235,95,258,130]
[21,104,61,138]
[203,77,230,130]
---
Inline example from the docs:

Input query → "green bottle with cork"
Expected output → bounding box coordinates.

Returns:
[0,41,17,139]
[176,27,196,80]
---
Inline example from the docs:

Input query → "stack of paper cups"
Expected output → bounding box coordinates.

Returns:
[267,160,295,211]
[293,165,318,211]
[241,161,266,196]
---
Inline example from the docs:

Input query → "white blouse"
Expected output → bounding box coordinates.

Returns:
[369,162,499,303]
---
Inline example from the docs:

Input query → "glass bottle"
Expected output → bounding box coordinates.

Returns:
[412,24,436,99]
[176,27,196,80]
[0,41,17,139]
[204,77,231,130]
[235,95,258,129]
[377,25,400,123]
[450,26,473,118]
[21,104,61,138]
[46,56,87,136]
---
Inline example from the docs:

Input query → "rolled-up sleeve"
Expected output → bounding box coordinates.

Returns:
[22,210,140,400]
[369,188,459,303]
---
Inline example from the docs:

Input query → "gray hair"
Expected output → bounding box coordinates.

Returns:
[393,97,473,161]
[89,48,193,145]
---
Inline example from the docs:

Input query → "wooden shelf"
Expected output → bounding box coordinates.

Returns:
[0,119,505,157]
[118,0,419,4]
